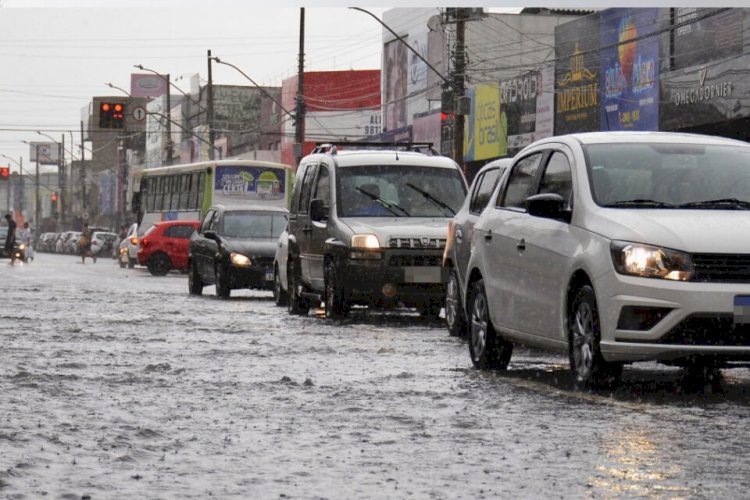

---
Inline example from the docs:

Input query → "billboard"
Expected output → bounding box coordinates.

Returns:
[29,142,61,165]
[131,73,168,98]
[672,8,743,70]
[555,13,601,135]
[464,83,507,162]
[384,39,408,132]
[501,63,554,153]
[600,8,660,131]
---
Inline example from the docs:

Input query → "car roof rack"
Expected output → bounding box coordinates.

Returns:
[312,141,440,156]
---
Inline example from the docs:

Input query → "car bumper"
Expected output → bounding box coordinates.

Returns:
[596,272,750,362]
[339,251,447,306]
[227,264,274,290]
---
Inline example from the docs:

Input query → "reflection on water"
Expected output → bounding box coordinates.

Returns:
[592,427,692,498]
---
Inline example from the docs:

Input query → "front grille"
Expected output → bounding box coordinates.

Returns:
[692,254,750,283]
[623,314,750,346]
[253,256,274,267]
[388,237,446,250]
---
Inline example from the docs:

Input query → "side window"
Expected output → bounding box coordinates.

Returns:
[165,224,196,239]
[313,165,331,205]
[498,153,544,210]
[469,168,501,214]
[298,165,317,214]
[200,210,215,233]
[538,152,573,209]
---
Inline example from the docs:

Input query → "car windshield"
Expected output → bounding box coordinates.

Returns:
[584,142,750,209]
[220,211,287,239]
[337,165,466,217]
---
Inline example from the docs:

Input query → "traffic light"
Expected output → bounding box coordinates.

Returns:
[99,101,126,129]
[51,192,58,212]
[0,166,8,180]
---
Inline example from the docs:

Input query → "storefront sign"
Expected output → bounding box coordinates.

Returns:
[464,84,507,162]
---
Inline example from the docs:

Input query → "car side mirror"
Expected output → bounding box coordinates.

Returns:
[204,230,219,241]
[527,193,571,223]
[310,198,329,222]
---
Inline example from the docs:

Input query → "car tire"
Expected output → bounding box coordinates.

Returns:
[468,279,512,370]
[273,266,288,307]
[147,252,172,277]
[445,268,467,337]
[568,285,622,389]
[215,263,231,299]
[188,261,203,296]
[324,260,349,319]
[128,257,136,269]
[287,257,310,316]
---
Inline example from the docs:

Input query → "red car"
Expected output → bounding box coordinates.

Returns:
[138,220,200,276]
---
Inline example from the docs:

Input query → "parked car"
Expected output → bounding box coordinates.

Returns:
[138,220,200,276]
[63,231,81,255]
[443,158,512,337]
[118,223,139,268]
[188,205,288,298]
[272,223,289,306]
[91,231,118,257]
[464,131,750,388]
[39,232,57,252]
[286,143,468,319]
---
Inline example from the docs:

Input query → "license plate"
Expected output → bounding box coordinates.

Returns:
[733,295,750,324]
[403,266,442,283]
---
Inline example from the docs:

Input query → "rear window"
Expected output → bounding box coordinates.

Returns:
[220,211,287,239]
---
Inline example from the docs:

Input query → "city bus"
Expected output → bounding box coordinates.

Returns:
[133,159,294,229]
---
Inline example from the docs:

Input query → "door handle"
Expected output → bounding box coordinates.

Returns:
[484,232,492,241]
[455,228,463,244]
[517,238,526,251]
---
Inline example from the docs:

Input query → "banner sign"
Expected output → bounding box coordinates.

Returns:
[600,8,660,131]
[214,165,286,201]
[464,83,507,162]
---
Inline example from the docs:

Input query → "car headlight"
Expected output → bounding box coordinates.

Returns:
[350,234,381,260]
[610,241,694,281]
[230,252,252,267]
[17,243,25,250]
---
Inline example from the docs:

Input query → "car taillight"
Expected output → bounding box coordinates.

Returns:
[130,236,138,245]
[141,238,149,247]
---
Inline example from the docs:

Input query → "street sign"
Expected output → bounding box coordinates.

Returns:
[132,106,147,121]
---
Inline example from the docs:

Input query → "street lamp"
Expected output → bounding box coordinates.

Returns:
[133,64,174,165]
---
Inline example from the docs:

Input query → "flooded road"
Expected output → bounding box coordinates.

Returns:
[2,253,750,498]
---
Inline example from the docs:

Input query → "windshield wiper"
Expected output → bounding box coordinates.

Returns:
[603,199,677,208]
[355,186,410,216]
[405,182,456,216]
[678,198,750,209]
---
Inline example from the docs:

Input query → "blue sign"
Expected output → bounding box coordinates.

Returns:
[600,8,660,131]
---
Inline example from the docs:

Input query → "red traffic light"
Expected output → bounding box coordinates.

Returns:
[0,166,9,179]
[51,192,58,202]
[101,102,111,112]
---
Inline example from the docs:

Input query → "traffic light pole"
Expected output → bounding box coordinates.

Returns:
[34,144,40,232]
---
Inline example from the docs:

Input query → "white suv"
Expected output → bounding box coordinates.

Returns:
[466,131,750,388]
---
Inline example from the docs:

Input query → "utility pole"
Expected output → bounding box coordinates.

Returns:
[294,8,305,166]
[207,49,215,161]
[34,144,40,231]
[80,120,87,215]
[453,8,467,170]
[165,74,173,165]
[60,133,66,225]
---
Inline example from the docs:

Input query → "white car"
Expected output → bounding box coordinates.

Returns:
[272,223,289,306]
[118,223,140,268]
[465,131,750,388]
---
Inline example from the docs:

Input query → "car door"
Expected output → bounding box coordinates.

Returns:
[478,152,545,335]
[167,223,197,269]
[194,209,218,282]
[306,162,333,291]
[294,163,319,287]
[517,148,579,342]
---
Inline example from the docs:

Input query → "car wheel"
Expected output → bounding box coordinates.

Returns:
[445,268,467,336]
[287,257,309,315]
[273,266,288,306]
[128,257,136,269]
[324,260,349,319]
[215,263,231,299]
[147,252,172,277]
[568,285,622,389]
[468,279,512,370]
[188,261,203,296]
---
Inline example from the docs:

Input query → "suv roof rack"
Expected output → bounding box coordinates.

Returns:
[312,141,440,156]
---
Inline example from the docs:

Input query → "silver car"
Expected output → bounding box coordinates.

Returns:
[443,158,512,337]
[466,131,750,388]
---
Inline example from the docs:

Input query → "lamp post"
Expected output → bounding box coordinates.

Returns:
[134,65,173,165]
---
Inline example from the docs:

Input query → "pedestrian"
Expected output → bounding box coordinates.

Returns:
[4,213,17,266]
[21,221,34,262]
[79,222,96,264]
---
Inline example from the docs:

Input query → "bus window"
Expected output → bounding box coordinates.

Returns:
[169,175,180,211]
[178,174,190,210]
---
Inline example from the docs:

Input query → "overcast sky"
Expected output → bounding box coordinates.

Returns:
[1,0,744,173]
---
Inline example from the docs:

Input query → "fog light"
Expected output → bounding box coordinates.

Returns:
[382,283,397,298]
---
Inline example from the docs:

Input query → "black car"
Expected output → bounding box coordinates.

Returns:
[188,204,289,298]
[0,226,26,262]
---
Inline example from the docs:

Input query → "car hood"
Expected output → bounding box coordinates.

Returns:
[341,217,450,238]
[220,237,277,256]
[585,209,750,253]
